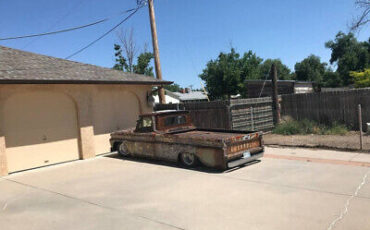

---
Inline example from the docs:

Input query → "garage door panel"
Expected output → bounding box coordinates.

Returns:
[6,139,79,172]
[93,90,140,154]
[4,92,80,172]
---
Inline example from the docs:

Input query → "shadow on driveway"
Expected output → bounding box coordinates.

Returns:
[105,152,261,174]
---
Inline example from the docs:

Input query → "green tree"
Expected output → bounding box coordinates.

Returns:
[164,83,181,92]
[294,55,327,84]
[199,48,263,99]
[239,51,263,81]
[113,44,128,71]
[350,68,370,88]
[133,52,154,76]
[325,32,370,86]
[113,44,154,76]
[259,59,292,80]
[199,48,242,99]
[322,70,342,87]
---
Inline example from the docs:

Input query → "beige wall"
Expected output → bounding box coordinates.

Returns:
[0,84,153,175]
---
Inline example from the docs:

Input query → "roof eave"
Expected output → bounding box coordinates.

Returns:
[0,79,173,85]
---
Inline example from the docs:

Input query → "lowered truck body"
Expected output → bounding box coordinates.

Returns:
[110,110,264,170]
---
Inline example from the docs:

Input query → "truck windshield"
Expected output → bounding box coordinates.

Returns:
[164,115,187,127]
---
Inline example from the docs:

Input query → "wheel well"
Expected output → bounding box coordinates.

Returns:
[178,152,199,163]
[112,142,121,151]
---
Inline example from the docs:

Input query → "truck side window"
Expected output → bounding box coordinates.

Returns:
[164,115,187,127]
[136,117,153,132]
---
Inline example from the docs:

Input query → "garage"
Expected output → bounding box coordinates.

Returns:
[0,46,171,176]
[3,91,80,172]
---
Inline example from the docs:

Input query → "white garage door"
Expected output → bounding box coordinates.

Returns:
[4,92,80,172]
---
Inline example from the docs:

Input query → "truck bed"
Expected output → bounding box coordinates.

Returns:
[170,128,258,144]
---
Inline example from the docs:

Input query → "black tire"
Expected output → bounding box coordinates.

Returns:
[118,142,130,157]
[180,152,198,167]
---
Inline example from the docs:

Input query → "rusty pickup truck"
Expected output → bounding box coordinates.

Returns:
[110,110,264,170]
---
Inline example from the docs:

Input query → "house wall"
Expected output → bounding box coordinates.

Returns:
[0,84,153,176]
[294,83,314,94]
[153,94,180,104]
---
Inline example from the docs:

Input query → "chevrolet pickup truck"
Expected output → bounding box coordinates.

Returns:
[110,110,264,170]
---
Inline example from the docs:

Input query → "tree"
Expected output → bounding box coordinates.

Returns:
[112,30,155,77]
[350,68,370,87]
[199,49,243,100]
[294,55,327,84]
[116,28,138,72]
[199,48,263,99]
[239,51,263,81]
[350,0,370,31]
[133,52,154,76]
[113,44,128,71]
[164,83,181,92]
[322,70,342,87]
[325,32,370,86]
[259,59,292,80]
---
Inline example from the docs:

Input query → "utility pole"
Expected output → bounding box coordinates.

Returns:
[148,0,165,104]
[270,63,281,124]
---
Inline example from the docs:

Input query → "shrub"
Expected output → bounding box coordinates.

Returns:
[323,122,348,135]
[272,120,302,135]
[272,119,348,135]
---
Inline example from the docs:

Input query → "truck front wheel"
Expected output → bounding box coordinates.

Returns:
[180,152,198,167]
[118,142,130,157]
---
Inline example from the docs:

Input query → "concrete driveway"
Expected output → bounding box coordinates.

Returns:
[1,147,370,230]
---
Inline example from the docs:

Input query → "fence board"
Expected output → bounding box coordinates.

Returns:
[281,88,370,131]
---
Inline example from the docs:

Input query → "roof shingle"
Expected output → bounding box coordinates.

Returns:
[0,46,172,85]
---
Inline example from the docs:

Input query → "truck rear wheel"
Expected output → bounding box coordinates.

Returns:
[118,142,129,157]
[180,152,197,167]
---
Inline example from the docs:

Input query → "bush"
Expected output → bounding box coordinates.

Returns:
[323,122,348,135]
[272,120,302,135]
[272,119,348,135]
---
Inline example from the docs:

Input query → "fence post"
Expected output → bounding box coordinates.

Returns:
[358,104,363,150]
[251,107,254,131]
[270,63,281,124]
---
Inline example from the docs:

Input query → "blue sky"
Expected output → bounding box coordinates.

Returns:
[0,0,369,88]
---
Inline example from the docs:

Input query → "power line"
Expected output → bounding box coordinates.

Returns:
[0,8,138,41]
[0,19,107,41]
[65,5,144,60]
[21,0,87,49]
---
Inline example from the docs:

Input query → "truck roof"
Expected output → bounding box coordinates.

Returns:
[140,110,189,117]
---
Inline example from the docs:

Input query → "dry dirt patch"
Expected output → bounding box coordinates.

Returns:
[264,132,370,152]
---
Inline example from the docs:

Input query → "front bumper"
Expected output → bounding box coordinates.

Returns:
[227,150,264,168]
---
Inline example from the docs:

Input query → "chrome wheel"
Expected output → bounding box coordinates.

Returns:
[180,153,197,167]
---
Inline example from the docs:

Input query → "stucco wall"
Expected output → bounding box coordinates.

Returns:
[0,84,153,175]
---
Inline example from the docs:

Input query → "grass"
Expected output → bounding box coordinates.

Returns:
[272,119,348,136]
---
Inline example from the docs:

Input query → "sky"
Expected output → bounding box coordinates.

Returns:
[0,0,369,88]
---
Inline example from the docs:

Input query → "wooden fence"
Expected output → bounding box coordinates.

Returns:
[280,88,370,131]
[154,97,274,131]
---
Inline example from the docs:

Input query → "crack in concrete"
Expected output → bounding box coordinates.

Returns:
[327,170,370,230]
[2,187,31,211]
[220,175,370,200]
